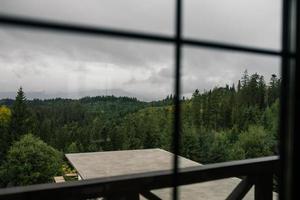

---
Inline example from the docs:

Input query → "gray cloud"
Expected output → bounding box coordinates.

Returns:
[0,0,281,101]
[182,47,280,96]
[183,0,281,50]
[0,0,174,35]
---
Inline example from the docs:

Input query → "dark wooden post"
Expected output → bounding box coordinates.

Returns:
[226,177,254,200]
[254,173,273,200]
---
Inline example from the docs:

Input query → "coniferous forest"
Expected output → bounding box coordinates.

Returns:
[0,71,280,187]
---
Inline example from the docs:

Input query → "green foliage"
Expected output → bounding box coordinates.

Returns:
[0,106,11,162]
[181,126,200,162]
[0,72,281,187]
[267,74,280,106]
[208,131,232,162]
[1,134,62,186]
[234,125,275,159]
[114,106,172,150]
[61,163,76,174]
[263,99,279,140]
[66,142,80,153]
[0,106,11,125]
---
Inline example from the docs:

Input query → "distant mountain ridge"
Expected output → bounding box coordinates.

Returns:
[0,89,137,100]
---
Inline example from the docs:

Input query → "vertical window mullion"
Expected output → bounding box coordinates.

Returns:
[280,0,299,200]
[173,0,182,200]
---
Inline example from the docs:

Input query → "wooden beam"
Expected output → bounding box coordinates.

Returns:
[226,177,254,200]
[141,190,162,200]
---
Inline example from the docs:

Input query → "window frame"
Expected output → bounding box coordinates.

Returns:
[0,0,298,199]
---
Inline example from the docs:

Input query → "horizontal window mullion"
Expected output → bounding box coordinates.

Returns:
[0,14,290,57]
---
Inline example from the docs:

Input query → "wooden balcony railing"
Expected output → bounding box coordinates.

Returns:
[0,156,279,200]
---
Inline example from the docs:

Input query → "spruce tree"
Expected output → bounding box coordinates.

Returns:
[10,87,32,143]
[267,74,280,106]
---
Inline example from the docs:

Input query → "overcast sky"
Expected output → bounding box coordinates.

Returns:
[0,0,281,101]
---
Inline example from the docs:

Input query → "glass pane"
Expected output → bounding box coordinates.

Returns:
[181,47,280,164]
[168,47,281,200]
[0,0,174,35]
[0,28,176,197]
[184,0,282,50]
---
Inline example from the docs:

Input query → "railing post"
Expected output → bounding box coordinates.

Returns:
[226,177,254,200]
[254,173,273,200]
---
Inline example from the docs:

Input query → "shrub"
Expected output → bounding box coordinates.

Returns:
[2,134,62,186]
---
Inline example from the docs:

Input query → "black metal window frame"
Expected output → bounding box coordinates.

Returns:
[0,0,298,200]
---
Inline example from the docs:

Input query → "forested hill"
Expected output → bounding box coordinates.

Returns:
[0,95,172,122]
[0,71,280,186]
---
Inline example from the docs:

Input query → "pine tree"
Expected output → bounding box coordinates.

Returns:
[10,87,32,142]
[267,74,280,106]
[258,75,267,109]
[241,70,249,87]
[237,80,241,92]
[191,89,202,128]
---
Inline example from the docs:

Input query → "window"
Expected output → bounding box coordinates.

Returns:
[0,0,298,199]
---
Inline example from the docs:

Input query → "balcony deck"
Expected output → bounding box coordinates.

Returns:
[66,148,277,199]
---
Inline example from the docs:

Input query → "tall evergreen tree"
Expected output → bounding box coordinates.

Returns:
[258,75,267,109]
[237,80,241,92]
[9,87,32,143]
[241,70,249,87]
[191,89,202,129]
[267,74,280,106]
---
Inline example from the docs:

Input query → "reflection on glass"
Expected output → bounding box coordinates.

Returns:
[184,0,282,50]
[181,47,280,164]
[0,29,174,188]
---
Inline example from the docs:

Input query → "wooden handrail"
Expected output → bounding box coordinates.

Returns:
[0,156,279,200]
